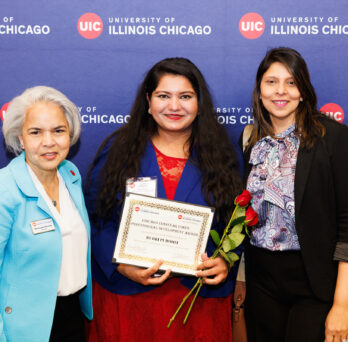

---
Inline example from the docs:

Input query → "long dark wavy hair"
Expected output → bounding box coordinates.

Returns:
[248,47,324,149]
[88,57,242,227]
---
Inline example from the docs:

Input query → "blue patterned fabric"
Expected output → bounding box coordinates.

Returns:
[247,125,301,251]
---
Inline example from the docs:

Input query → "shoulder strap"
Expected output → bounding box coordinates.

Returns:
[242,124,253,152]
[233,127,252,308]
[233,254,246,308]
[236,251,246,282]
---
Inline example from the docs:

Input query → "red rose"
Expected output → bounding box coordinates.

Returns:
[235,190,252,207]
[245,206,258,226]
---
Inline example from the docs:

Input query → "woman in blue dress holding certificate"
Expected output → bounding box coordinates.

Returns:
[86,57,242,341]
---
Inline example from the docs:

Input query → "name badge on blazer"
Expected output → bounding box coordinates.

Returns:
[30,218,56,235]
[126,177,157,197]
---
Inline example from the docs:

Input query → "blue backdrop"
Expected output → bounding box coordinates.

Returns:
[1,0,347,178]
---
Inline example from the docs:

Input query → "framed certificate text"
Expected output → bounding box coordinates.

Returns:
[113,193,215,276]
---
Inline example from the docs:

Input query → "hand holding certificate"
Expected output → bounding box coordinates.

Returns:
[113,193,215,276]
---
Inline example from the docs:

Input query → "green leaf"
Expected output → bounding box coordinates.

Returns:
[222,237,236,252]
[227,217,246,235]
[231,223,244,233]
[229,215,246,229]
[227,252,240,262]
[228,232,245,248]
[233,206,246,219]
[210,230,220,246]
[220,249,236,266]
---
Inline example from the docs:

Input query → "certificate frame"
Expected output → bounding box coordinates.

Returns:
[113,193,215,276]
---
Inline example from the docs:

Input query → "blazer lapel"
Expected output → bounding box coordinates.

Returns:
[139,141,166,199]
[139,141,200,202]
[58,162,90,229]
[294,144,315,220]
[10,152,52,216]
[174,158,201,202]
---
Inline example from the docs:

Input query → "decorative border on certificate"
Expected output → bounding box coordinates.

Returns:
[113,193,215,276]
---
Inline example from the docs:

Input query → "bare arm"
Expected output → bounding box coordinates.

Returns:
[325,261,348,342]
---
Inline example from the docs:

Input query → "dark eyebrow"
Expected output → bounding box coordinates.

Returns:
[54,125,68,129]
[180,91,196,94]
[263,75,294,79]
[27,125,68,131]
[153,90,196,94]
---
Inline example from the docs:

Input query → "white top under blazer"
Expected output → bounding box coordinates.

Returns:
[27,164,88,296]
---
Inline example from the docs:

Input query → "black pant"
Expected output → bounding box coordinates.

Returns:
[49,291,86,342]
[245,245,332,342]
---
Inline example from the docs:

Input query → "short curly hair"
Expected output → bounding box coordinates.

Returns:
[3,86,81,155]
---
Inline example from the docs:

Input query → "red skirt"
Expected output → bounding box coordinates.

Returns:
[86,278,232,342]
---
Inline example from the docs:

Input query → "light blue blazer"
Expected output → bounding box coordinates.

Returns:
[0,153,92,342]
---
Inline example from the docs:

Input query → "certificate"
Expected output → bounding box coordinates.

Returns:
[113,193,215,276]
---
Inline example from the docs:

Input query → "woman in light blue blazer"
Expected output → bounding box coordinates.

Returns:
[0,86,92,342]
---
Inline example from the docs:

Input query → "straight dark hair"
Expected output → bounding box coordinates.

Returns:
[88,57,242,226]
[249,47,324,149]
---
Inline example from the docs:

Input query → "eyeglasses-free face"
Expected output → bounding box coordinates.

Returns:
[19,101,70,180]
[147,73,199,137]
[260,62,302,134]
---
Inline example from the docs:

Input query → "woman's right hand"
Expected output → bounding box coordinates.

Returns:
[117,260,171,286]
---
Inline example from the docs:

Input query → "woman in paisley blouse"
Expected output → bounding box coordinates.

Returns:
[85,57,242,341]
[241,47,348,342]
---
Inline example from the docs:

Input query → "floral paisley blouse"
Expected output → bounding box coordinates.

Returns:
[247,124,301,251]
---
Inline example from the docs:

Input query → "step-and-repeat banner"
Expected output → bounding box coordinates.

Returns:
[0,0,347,177]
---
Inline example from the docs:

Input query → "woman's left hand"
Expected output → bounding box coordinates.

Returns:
[196,253,228,285]
[325,261,348,342]
[325,304,348,342]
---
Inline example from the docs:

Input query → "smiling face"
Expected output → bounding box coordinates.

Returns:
[147,73,199,137]
[260,62,302,134]
[19,101,70,179]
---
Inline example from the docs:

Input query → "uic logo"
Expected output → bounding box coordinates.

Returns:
[239,13,265,39]
[77,13,103,39]
[320,103,344,123]
[0,102,9,122]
